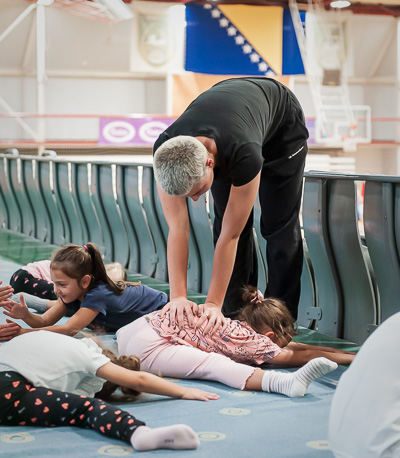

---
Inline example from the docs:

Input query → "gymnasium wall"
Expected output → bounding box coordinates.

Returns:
[0,0,399,173]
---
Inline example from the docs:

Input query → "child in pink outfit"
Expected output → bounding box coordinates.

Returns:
[117,311,280,391]
[145,310,282,365]
[117,287,356,396]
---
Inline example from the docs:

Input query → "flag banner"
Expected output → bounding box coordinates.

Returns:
[185,4,305,76]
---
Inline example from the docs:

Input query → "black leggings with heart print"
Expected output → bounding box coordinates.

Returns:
[0,371,145,443]
[9,269,57,300]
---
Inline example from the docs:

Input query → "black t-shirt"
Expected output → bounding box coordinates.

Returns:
[153,77,307,187]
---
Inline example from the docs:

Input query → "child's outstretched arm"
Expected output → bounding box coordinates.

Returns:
[1,295,66,329]
[39,307,99,336]
[288,341,357,355]
[268,345,355,367]
[97,362,220,402]
[3,302,99,337]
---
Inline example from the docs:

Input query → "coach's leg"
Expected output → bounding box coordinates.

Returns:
[259,141,307,319]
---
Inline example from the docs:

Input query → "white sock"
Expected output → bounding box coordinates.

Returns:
[131,425,200,451]
[261,357,338,398]
[12,293,48,313]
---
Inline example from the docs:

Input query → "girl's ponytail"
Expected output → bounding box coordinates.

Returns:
[95,348,141,401]
[84,243,125,294]
[85,243,140,294]
[241,286,262,306]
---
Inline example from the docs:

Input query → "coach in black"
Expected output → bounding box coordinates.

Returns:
[153,77,309,333]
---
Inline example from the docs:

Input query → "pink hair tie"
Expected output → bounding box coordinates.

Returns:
[251,290,264,304]
[83,244,89,251]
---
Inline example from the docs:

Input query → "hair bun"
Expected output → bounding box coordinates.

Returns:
[118,354,141,372]
[241,285,258,305]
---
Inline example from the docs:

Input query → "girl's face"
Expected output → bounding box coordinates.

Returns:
[51,269,90,303]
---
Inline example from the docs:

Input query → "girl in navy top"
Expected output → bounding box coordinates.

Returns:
[0,243,168,339]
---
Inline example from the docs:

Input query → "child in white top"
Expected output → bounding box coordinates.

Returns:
[0,330,219,452]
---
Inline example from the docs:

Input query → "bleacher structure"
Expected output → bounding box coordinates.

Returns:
[1,149,399,345]
[2,148,400,457]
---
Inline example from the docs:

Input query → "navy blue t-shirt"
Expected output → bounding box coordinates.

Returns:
[64,282,168,332]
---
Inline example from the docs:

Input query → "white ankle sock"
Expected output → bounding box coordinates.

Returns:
[261,357,338,397]
[12,293,48,314]
[130,425,200,451]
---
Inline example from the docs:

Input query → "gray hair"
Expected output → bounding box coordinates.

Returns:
[153,135,208,196]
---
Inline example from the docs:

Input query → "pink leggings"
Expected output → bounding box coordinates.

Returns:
[116,317,257,390]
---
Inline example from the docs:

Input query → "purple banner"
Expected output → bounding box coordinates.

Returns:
[99,116,316,146]
[99,117,175,146]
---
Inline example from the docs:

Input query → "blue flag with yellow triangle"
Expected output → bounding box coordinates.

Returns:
[185,4,305,76]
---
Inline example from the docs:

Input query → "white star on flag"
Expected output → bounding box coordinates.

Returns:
[250,53,260,63]
[235,35,245,45]
[211,9,221,18]
[203,6,274,75]
[242,44,252,54]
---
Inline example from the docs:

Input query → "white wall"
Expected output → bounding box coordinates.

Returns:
[0,0,399,172]
[0,0,172,141]
[0,0,172,113]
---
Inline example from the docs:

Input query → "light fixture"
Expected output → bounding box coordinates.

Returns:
[330,0,351,8]
[95,0,133,21]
